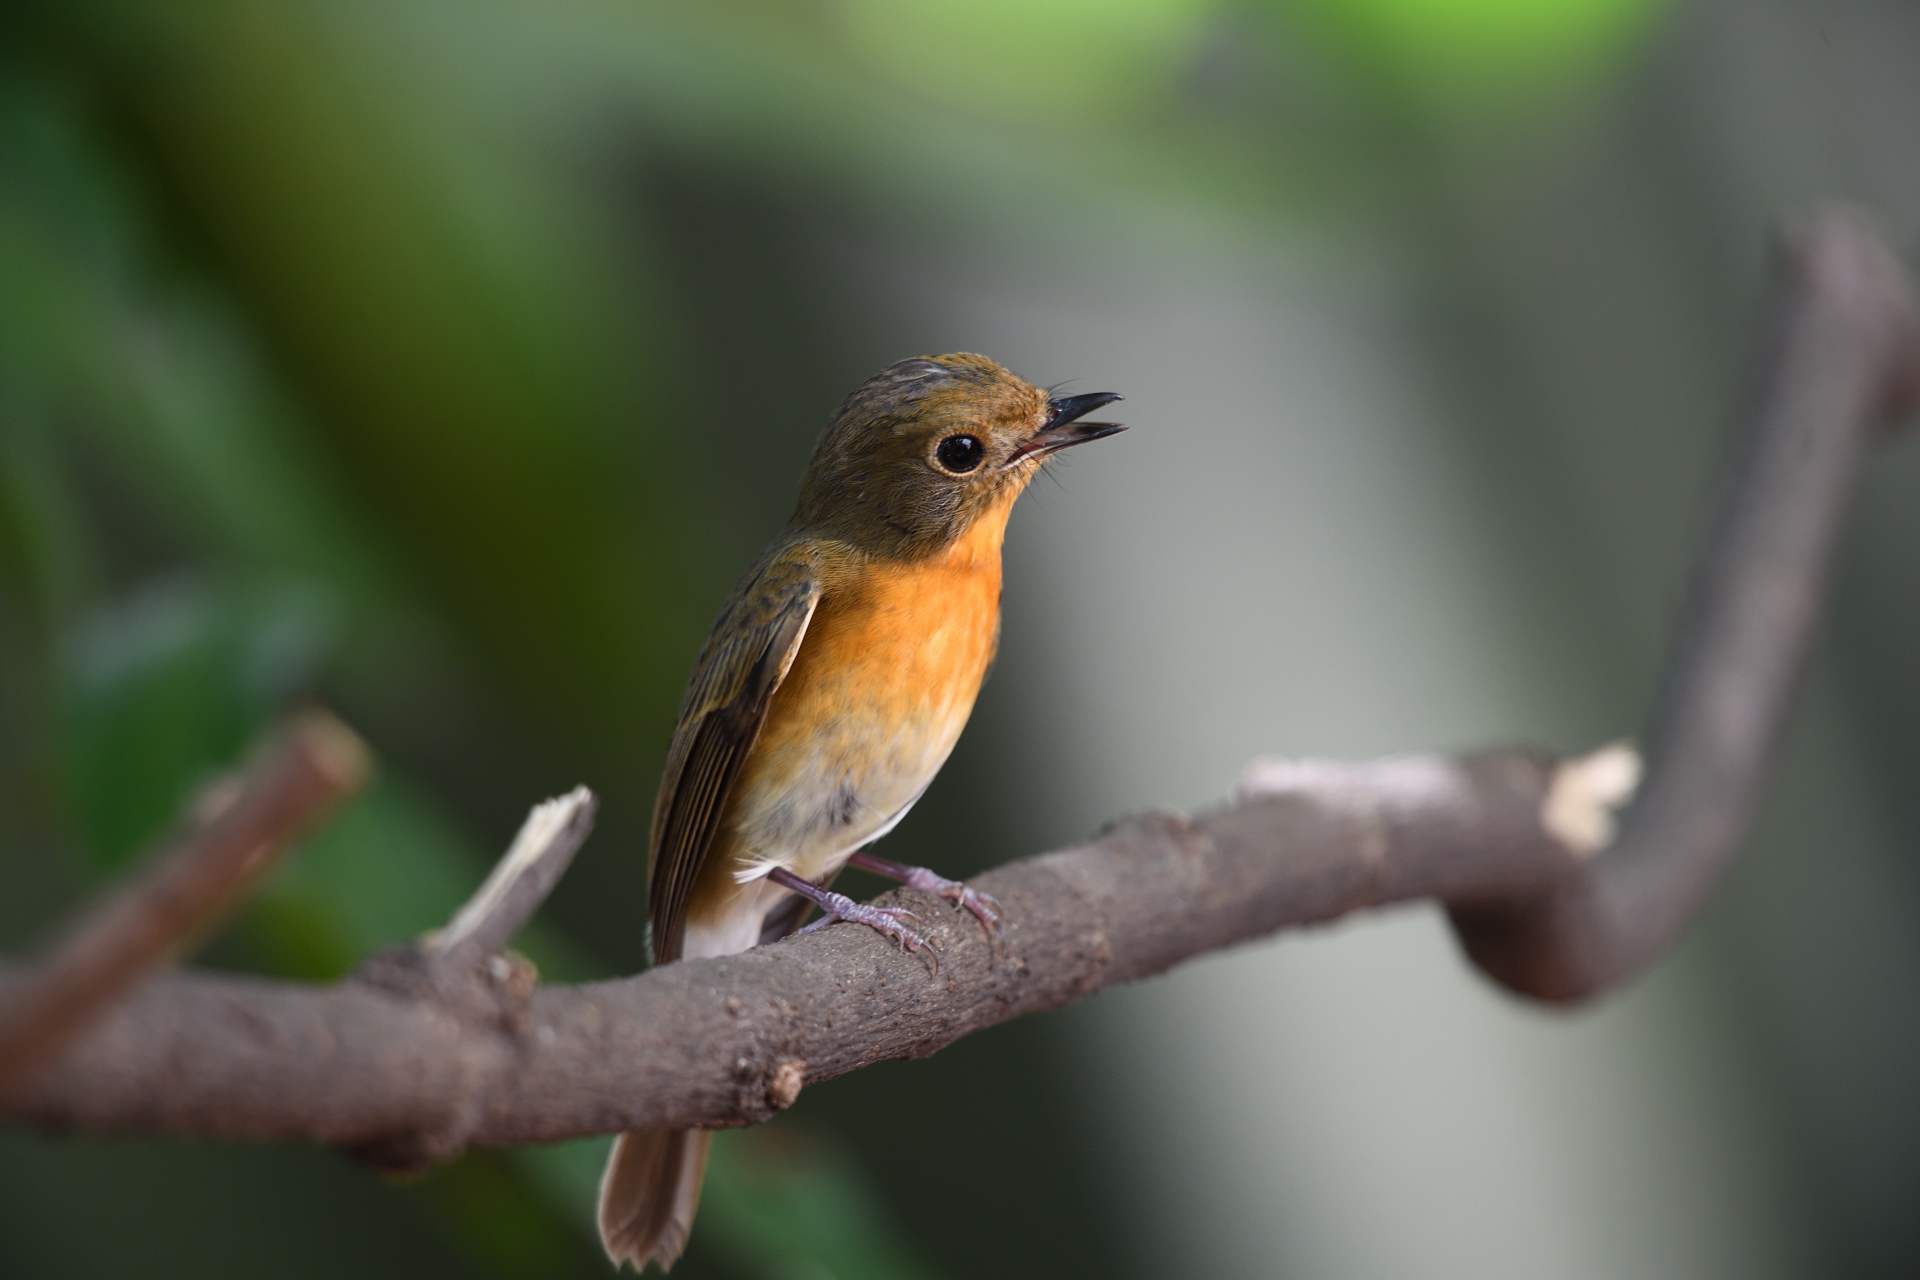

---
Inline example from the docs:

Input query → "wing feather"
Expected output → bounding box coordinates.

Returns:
[647,548,820,962]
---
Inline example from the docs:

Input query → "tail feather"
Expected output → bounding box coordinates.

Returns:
[598,1129,712,1272]
[602,903,770,1267]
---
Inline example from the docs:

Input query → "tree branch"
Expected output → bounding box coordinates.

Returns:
[1448,207,1919,999]
[427,786,597,971]
[0,746,1621,1145]
[0,206,1914,1155]
[0,712,370,1093]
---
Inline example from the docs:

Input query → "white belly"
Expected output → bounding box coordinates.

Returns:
[678,733,953,964]
[727,705,963,886]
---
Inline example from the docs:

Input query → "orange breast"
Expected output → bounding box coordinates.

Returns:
[695,511,1009,909]
[779,540,1004,750]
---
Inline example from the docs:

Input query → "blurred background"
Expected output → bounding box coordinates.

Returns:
[4,1,1919,1277]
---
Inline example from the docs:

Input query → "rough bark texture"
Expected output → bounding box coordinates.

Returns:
[2,749,1587,1149]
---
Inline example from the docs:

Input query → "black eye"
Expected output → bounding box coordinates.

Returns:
[935,434,984,473]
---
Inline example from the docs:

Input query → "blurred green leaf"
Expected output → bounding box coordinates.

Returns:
[0,416,89,825]
[243,777,490,978]
[518,1129,944,1280]
[429,1155,597,1278]
[0,418,91,661]
[0,69,402,598]
[704,1131,944,1280]
[1296,0,1665,97]
[837,0,1215,120]
[60,577,335,867]
[76,0,697,739]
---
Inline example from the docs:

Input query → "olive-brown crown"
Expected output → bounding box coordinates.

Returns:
[790,353,1059,559]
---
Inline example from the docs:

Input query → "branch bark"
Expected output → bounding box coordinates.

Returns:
[0,206,1914,1157]
[0,747,1620,1146]
[427,786,597,972]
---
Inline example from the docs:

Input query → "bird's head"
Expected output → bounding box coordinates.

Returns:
[792,353,1123,559]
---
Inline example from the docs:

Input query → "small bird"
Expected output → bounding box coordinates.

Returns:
[597,353,1123,1271]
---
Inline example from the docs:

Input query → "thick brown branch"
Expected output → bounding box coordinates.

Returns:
[0,712,370,1093]
[0,748,1612,1144]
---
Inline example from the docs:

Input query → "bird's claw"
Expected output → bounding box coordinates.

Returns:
[841,854,1005,955]
[941,883,1004,940]
[897,868,1002,944]
[799,895,942,974]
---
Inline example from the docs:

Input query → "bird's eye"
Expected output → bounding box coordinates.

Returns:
[934,434,985,474]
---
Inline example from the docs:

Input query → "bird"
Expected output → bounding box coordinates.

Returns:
[597,352,1124,1271]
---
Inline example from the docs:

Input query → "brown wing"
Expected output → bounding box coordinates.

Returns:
[647,545,820,963]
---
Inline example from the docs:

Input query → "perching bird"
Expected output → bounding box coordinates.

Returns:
[597,353,1124,1271]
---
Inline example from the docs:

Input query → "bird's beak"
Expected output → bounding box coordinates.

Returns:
[1007,392,1126,465]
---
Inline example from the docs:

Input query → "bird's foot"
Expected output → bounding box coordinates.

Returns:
[848,851,1004,943]
[769,867,942,973]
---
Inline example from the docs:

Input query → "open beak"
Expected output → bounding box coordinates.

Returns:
[1007,391,1126,465]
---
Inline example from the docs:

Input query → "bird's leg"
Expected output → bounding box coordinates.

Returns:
[769,866,941,973]
[847,851,1003,941]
